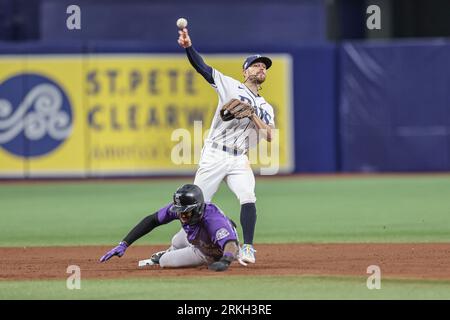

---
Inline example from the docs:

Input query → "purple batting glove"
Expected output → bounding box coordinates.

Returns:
[100,241,128,262]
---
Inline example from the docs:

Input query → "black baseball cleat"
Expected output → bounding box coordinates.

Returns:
[150,250,166,264]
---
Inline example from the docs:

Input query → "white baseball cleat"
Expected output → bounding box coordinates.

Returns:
[237,258,248,266]
[239,244,256,265]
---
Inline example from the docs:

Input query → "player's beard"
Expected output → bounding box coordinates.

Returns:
[256,73,266,84]
[248,73,266,85]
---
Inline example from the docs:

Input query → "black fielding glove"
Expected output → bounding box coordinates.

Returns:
[208,254,234,272]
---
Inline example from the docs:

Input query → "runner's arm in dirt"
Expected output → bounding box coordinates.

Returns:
[99,212,162,262]
[208,240,239,272]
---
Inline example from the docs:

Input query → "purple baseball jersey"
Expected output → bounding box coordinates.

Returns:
[157,203,238,258]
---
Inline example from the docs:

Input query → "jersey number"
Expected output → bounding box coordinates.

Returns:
[238,95,271,125]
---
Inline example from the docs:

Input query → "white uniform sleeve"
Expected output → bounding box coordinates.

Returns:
[211,68,240,105]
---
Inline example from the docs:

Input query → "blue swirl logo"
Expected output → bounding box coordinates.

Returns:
[0,74,72,157]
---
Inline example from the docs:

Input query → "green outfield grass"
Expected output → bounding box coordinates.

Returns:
[2,275,450,300]
[0,175,450,246]
[1,175,450,300]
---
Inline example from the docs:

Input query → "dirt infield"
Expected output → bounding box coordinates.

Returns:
[1,243,450,281]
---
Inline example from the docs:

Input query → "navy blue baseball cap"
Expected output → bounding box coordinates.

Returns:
[243,55,272,70]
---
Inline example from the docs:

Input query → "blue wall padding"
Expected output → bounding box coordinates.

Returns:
[340,40,450,172]
[40,0,327,47]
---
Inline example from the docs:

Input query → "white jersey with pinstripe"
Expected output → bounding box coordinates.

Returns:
[204,68,275,152]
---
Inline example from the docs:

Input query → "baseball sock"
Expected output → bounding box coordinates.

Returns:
[240,203,257,245]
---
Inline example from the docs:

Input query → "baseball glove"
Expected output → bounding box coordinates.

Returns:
[220,98,255,121]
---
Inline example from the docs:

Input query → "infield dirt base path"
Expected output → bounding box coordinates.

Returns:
[1,243,450,281]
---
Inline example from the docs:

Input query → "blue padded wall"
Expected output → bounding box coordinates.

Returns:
[39,0,327,47]
[340,40,450,172]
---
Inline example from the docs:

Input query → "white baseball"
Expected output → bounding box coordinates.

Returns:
[176,18,188,29]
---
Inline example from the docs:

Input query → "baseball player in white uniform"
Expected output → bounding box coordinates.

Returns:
[161,27,275,264]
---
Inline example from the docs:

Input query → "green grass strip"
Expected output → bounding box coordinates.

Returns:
[2,275,450,300]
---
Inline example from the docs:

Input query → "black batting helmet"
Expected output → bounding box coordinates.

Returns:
[170,184,205,225]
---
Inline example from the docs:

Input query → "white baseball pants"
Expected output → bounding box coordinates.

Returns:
[193,143,256,204]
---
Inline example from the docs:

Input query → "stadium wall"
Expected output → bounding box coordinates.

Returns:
[0,42,337,177]
[339,39,450,172]
[1,39,448,177]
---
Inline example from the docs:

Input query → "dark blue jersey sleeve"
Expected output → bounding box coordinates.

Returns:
[186,46,214,84]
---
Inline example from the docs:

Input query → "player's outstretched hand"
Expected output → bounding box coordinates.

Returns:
[208,255,233,272]
[99,241,128,262]
[178,28,192,48]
